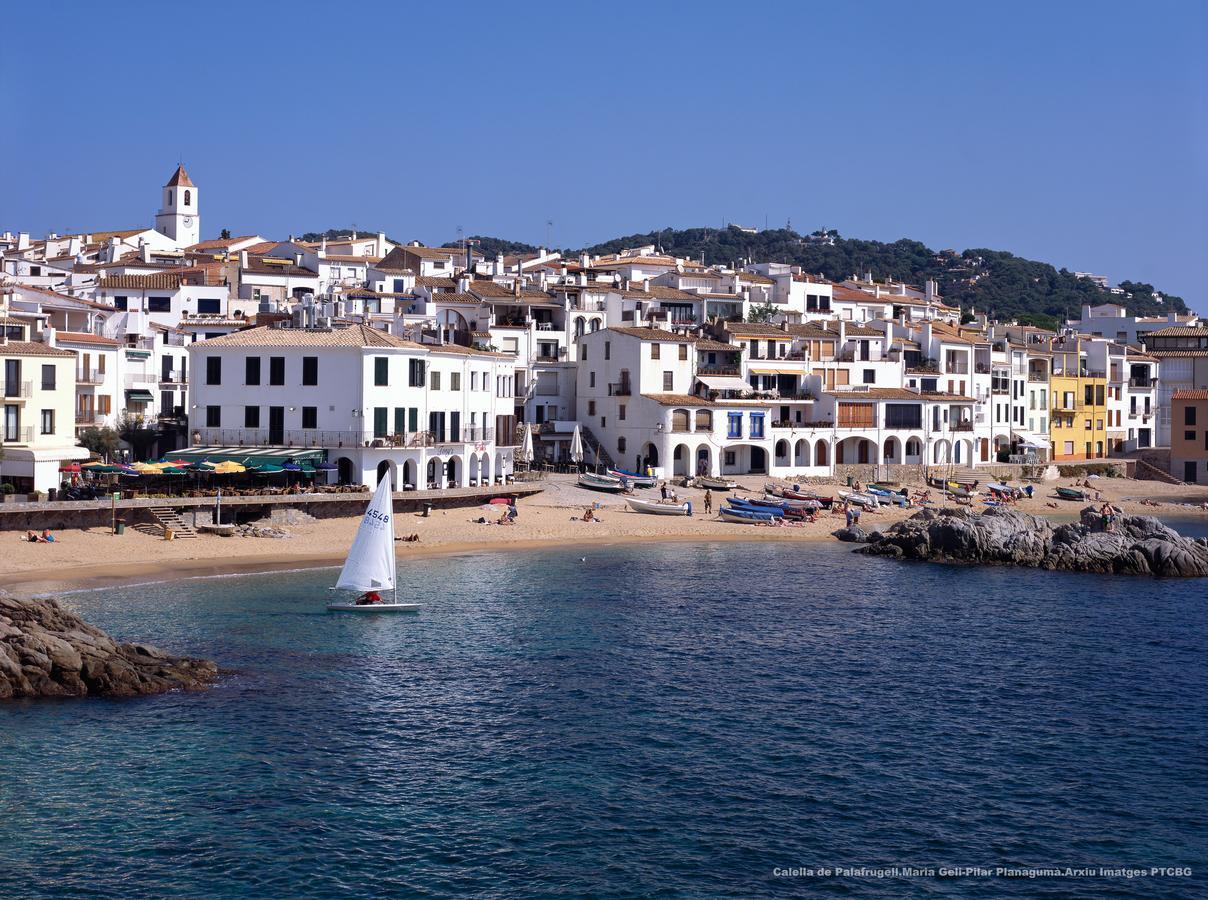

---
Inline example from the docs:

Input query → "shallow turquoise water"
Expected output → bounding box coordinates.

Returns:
[1,542,1205,897]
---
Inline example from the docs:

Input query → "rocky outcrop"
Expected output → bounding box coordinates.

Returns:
[0,596,218,699]
[855,506,1208,577]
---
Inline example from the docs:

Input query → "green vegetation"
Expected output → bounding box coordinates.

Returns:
[577,225,1188,322]
[78,426,121,460]
[439,235,538,257]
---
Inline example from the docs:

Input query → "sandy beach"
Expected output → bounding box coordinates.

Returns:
[6,473,1207,595]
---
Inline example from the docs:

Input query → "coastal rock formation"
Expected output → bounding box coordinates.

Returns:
[0,595,218,699]
[855,506,1208,577]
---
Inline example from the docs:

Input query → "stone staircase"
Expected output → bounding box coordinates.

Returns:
[578,425,615,469]
[1134,458,1183,485]
[140,506,199,539]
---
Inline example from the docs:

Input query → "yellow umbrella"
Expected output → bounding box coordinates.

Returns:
[210,461,247,474]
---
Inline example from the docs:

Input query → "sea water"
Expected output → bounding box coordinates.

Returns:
[1,542,1205,898]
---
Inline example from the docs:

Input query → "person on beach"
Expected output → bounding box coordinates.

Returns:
[25,531,38,543]
[703,490,713,514]
[36,529,55,543]
[581,507,596,523]
[660,482,669,500]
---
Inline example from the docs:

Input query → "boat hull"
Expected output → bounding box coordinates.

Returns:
[608,469,657,488]
[326,602,421,613]
[625,497,691,516]
[719,508,781,524]
[578,475,625,493]
[697,477,738,491]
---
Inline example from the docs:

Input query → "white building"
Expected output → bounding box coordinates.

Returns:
[186,324,517,489]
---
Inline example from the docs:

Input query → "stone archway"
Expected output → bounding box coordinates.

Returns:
[336,456,355,485]
[933,439,951,464]
[774,439,790,467]
[815,441,828,467]
[883,436,901,465]
[794,439,809,467]
[641,442,660,469]
[376,459,395,490]
[695,444,712,476]
[402,459,416,490]
[673,443,691,477]
[445,454,461,488]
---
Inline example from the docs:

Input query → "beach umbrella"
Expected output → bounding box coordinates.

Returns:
[253,463,286,475]
[519,426,534,465]
[315,461,338,471]
[281,461,303,472]
[211,461,247,474]
[568,424,584,465]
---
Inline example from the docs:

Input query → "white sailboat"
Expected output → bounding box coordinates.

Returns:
[326,478,420,613]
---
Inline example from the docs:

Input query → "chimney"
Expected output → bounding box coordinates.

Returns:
[45,325,56,348]
[458,276,470,293]
[17,232,29,250]
[926,279,937,304]
[838,320,847,344]
[141,243,152,262]
[295,253,303,267]
[642,278,650,292]
[320,236,327,252]
[513,280,521,297]
[495,253,505,275]
[580,252,591,269]
[240,250,249,268]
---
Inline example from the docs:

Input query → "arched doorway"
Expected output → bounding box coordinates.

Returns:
[774,439,789,467]
[673,443,691,477]
[426,458,439,488]
[445,455,460,488]
[402,459,416,490]
[905,438,922,463]
[337,456,355,485]
[376,459,394,490]
[479,453,490,484]
[641,442,660,470]
[815,441,828,467]
[750,446,767,474]
[933,439,951,464]
[696,445,711,476]
[883,437,901,465]
[794,439,809,467]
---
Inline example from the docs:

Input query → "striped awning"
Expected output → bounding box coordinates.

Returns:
[164,446,326,468]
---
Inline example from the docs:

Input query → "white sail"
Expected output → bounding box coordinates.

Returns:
[334,477,396,592]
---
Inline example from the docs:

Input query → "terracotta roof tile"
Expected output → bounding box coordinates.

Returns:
[165,164,195,187]
[606,326,698,342]
[0,341,75,358]
[1173,390,1208,400]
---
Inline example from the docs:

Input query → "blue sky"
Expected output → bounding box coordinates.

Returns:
[2,1,1204,307]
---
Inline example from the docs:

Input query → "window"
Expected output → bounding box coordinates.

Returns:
[862,369,875,384]
[471,372,478,391]
[663,371,674,391]
[198,298,220,314]
[679,344,688,360]
[451,372,461,391]
[1185,431,1196,442]
[1095,385,1105,406]
[581,345,588,361]
[600,416,606,428]
[619,403,626,421]
[184,189,191,206]
[728,412,743,439]
[269,357,285,385]
[408,408,418,433]
[244,406,260,428]
[1187,406,1198,426]
[651,343,661,360]
[725,451,736,466]
[409,359,425,387]
[302,357,318,386]
[302,406,317,429]
[40,365,55,390]
[394,407,406,435]
[40,409,54,435]
[1064,441,1074,456]
[618,436,627,453]
[374,357,389,386]
[148,297,171,313]
[589,372,596,388]
[373,407,388,438]
[587,401,596,416]
[206,357,222,385]
[206,405,221,427]
[1084,385,1094,406]
[750,413,765,438]
[114,296,128,311]
[245,357,260,385]
[604,341,611,360]
[430,371,441,391]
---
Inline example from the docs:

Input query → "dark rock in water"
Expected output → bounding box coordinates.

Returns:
[832,526,869,543]
[0,595,218,700]
[856,505,1208,577]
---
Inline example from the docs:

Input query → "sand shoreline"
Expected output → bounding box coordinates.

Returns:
[6,473,1206,596]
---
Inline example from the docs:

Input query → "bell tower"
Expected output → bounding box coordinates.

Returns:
[155,164,200,246]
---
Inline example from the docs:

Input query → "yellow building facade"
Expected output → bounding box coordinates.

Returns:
[1049,339,1109,461]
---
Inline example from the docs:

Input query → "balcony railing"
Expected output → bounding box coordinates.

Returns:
[123,372,156,387]
[2,426,34,443]
[189,426,496,449]
[697,365,740,376]
[974,363,991,374]
[944,363,970,374]
[1128,377,1154,388]
[75,411,106,425]
[1028,373,1048,382]
[159,369,187,385]
[836,418,878,429]
[1,381,33,399]
[608,383,631,396]
[77,368,104,385]
[950,421,975,432]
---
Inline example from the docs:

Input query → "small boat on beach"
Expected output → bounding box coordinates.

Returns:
[765,483,834,507]
[719,505,782,524]
[579,472,626,493]
[608,467,657,488]
[327,478,419,613]
[1056,486,1089,501]
[837,489,881,509]
[753,495,820,510]
[730,497,811,519]
[697,476,738,491]
[625,497,692,516]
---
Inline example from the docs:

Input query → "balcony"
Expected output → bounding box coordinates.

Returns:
[1128,377,1154,388]
[77,368,104,385]
[697,365,740,376]
[951,421,974,432]
[836,418,878,430]
[75,411,106,426]
[1028,373,1048,383]
[123,372,156,387]
[2,426,34,444]
[159,369,187,385]
[608,383,632,397]
[943,363,970,375]
[191,427,437,449]
[1,381,33,399]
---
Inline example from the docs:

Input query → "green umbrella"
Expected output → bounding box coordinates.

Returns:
[253,464,286,475]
